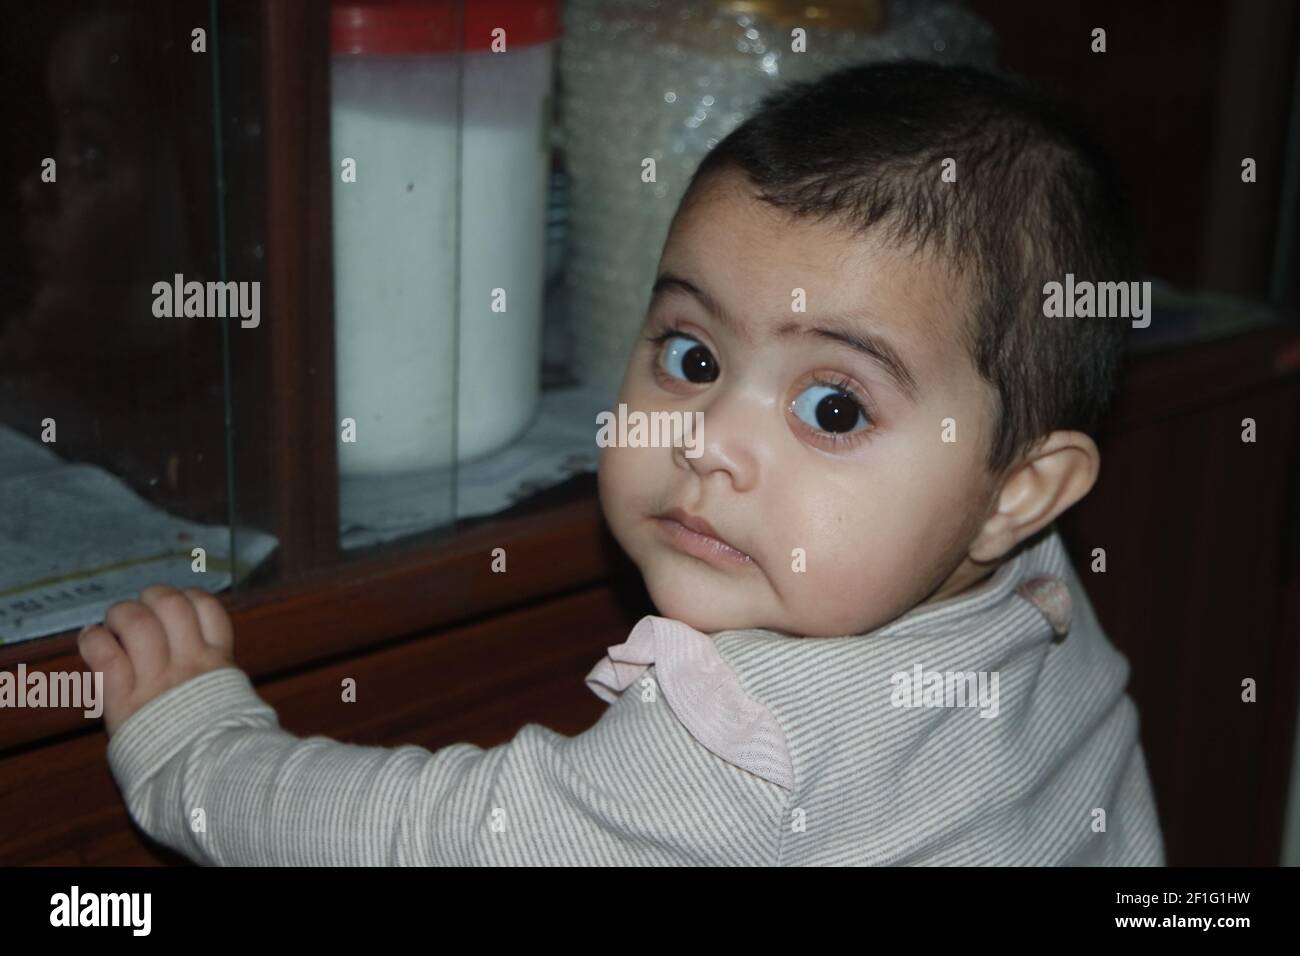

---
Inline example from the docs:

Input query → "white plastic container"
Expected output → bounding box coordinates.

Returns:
[331,0,559,476]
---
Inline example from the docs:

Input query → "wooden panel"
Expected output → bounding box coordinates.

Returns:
[246,0,339,571]
[966,0,1231,288]
[1061,376,1300,864]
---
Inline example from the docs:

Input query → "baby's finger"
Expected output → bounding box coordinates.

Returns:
[77,624,136,707]
[181,588,234,655]
[103,599,170,683]
[138,585,206,657]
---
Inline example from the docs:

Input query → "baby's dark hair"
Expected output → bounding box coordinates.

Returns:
[679,60,1139,477]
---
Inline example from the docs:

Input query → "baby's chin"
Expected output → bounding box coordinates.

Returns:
[641,564,768,635]
[644,563,898,637]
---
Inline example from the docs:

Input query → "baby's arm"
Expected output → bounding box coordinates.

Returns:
[82,587,787,865]
[103,666,473,865]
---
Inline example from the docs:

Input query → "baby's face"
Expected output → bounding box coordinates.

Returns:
[598,174,1004,637]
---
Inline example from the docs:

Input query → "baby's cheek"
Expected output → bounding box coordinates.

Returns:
[778,506,917,634]
[597,445,665,560]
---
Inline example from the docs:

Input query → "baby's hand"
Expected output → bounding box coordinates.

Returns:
[77,585,236,737]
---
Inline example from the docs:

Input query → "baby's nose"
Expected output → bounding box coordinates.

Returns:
[680,395,762,492]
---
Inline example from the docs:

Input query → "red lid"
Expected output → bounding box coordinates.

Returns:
[332,0,560,55]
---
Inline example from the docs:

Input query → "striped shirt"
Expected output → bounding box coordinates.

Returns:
[106,523,1164,865]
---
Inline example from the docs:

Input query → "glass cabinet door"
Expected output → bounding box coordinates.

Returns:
[0,1,255,645]
[0,0,569,646]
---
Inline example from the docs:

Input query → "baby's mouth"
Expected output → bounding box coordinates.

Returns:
[653,508,753,567]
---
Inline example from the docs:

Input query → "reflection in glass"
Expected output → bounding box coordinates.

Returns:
[0,2,273,645]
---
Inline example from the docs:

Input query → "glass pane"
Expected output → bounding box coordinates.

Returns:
[328,0,571,551]
[0,1,266,647]
[446,0,599,526]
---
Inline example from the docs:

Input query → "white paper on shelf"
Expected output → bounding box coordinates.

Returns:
[0,426,279,646]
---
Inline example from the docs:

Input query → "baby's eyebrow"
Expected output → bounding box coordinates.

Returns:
[651,272,921,403]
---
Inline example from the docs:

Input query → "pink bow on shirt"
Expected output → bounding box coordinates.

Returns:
[585,615,796,791]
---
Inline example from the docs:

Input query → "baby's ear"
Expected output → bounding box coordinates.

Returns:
[968,430,1099,563]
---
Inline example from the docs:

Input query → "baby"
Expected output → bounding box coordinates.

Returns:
[80,61,1164,865]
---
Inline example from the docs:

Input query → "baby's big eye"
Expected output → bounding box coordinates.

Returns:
[792,383,867,434]
[659,335,719,384]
